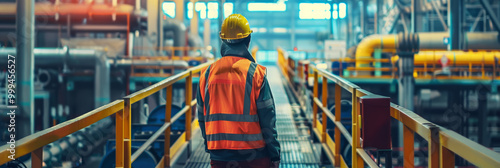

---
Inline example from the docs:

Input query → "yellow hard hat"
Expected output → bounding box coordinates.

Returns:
[220,14,253,41]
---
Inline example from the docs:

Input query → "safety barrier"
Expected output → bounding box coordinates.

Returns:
[118,61,211,168]
[277,48,500,167]
[0,61,212,168]
[0,101,124,167]
[289,50,500,80]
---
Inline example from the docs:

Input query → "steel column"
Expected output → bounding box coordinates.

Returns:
[190,0,199,36]
[398,54,415,111]
[16,0,35,138]
[375,0,383,34]
[158,0,164,55]
[175,0,184,22]
[448,0,464,50]
[147,0,158,52]
[411,0,423,32]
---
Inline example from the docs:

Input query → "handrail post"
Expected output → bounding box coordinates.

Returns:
[164,85,173,168]
[321,76,328,143]
[116,108,124,168]
[351,88,363,167]
[185,71,193,143]
[427,124,439,168]
[440,144,455,168]
[298,63,303,83]
[334,84,341,167]
[123,98,132,168]
[313,71,319,128]
[403,125,415,168]
[31,147,43,168]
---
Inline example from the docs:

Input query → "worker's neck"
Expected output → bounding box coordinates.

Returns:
[220,42,255,62]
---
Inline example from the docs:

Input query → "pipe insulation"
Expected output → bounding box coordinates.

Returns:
[0,47,110,108]
[355,32,500,67]
[392,51,500,65]
[163,18,187,56]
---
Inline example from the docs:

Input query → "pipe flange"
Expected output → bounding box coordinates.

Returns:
[397,33,419,57]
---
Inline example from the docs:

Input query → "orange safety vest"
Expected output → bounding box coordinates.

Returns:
[199,56,267,150]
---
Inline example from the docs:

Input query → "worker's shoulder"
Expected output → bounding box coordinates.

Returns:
[254,63,267,73]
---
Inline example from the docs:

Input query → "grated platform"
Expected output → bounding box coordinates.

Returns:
[185,67,319,168]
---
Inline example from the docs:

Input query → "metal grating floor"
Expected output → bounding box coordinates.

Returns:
[185,67,319,168]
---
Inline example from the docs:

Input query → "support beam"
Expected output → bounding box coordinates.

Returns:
[158,0,164,54]
[411,0,424,32]
[448,0,464,50]
[361,0,367,37]
[175,0,184,22]
[479,0,500,40]
[375,0,383,34]
[190,0,199,36]
[17,0,35,138]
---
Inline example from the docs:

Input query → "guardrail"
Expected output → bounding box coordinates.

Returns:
[118,61,211,168]
[289,50,500,80]
[277,48,500,167]
[0,100,124,167]
[0,61,212,168]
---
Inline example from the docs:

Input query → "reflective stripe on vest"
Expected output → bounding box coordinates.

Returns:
[201,57,266,150]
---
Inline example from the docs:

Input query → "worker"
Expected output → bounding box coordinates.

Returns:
[197,14,281,168]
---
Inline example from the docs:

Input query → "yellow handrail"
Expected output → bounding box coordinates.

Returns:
[117,61,212,168]
[277,48,500,167]
[0,100,125,167]
[0,61,212,168]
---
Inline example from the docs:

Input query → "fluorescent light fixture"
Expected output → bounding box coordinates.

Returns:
[248,3,286,12]
[224,3,234,18]
[162,2,175,18]
[332,11,338,19]
[273,27,287,33]
[259,28,267,33]
[207,2,218,19]
[299,3,331,19]
[339,3,347,19]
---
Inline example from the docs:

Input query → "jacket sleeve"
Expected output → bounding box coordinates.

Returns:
[197,87,209,153]
[256,73,281,161]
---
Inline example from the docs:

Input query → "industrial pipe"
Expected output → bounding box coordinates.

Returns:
[392,51,500,65]
[355,34,398,67]
[355,32,500,67]
[17,0,35,139]
[43,117,113,166]
[163,18,187,56]
[0,48,110,108]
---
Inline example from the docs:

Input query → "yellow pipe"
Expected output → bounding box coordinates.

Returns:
[392,51,500,65]
[355,34,398,68]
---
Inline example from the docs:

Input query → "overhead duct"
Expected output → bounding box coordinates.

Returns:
[0,47,110,108]
[163,18,186,57]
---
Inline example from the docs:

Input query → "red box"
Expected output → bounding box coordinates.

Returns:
[360,95,392,150]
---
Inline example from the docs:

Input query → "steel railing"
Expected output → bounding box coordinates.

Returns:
[277,48,500,168]
[289,50,500,80]
[0,61,212,168]
[0,100,124,167]
[117,61,211,168]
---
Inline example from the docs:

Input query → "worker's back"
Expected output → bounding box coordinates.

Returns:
[199,56,267,150]
[196,14,280,168]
